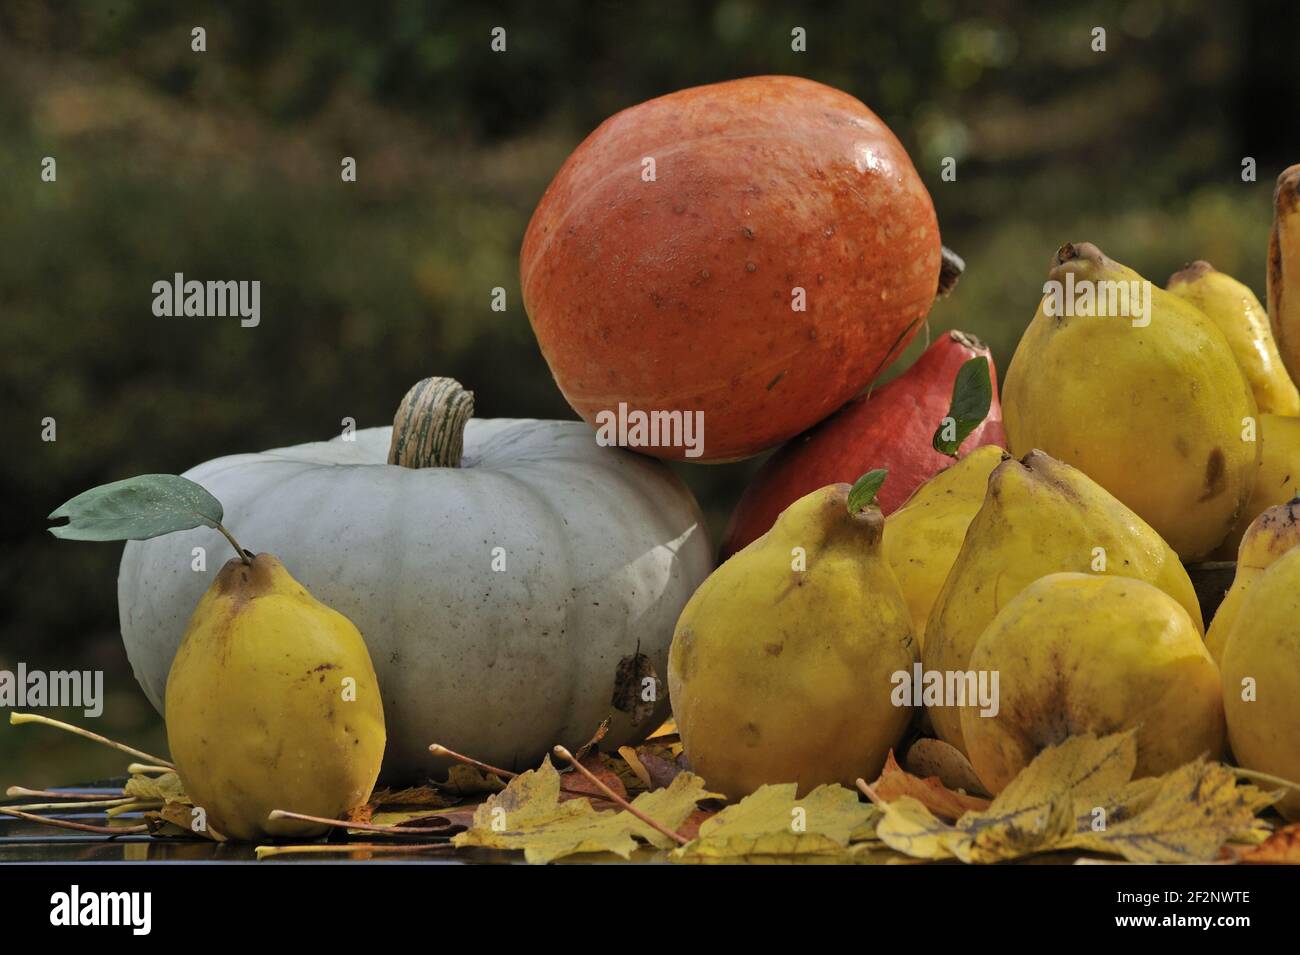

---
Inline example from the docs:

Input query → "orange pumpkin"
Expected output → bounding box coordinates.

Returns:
[520,75,942,462]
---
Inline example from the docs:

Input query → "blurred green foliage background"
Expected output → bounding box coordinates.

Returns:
[2,0,1298,788]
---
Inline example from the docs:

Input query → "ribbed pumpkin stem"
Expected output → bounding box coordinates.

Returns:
[387,377,474,469]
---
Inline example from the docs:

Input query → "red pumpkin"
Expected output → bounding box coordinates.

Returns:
[520,75,941,462]
[720,330,1006,559]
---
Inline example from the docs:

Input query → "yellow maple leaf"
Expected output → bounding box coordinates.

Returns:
[673,783,879,863]
[452,758,719,863]
[678,832,858,864]
[631,772,725,847]
[1240,822,1300,864]
[873,750,990,820]
[1064,758,1273,864]
[957,731,1136,863]
[123,771,187,803]
[872,795,962,860]
[435,764,506,796]
[369,784,460,809]
[123,770,227,841]
[871,731,1275,865]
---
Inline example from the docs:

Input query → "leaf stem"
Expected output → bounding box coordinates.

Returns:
[7,785,125,798]
[268,808,454,836]
[553,744,688,847]
[428,743,517,781]
[855,778,887,807]
[9,712,174,768]
[214,520,251,564]
[6,797,136,812]
[0,806,149,835]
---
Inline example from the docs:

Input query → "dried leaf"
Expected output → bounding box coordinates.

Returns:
[872,796,963,861]
[605,750,650,794]
[647,718,678,740]
[345,802,375,826]
[129,771,228,842]
[698,783,876,844]
[612,650,662,726]
[677,832,855,864]
[1071,773,1162,830]
[145,799,226,842]
[560,753,628,803]
[1240,822,1300,864]
[676,806,718,841]
[434,764,507,796]
[875,733,1137,863]
[143,811,191,838]
[362,810,454,828]
[573,719,611,762]
[369,785,459,809]
[962,796,1075,864]
[873,750,990,820]
[1064,759,1273,864]
[124,771,187,803]
[874,731,1274,865]
[453,761,638,863]
[631,773,725,848]
[952,731,1136,863]
[452,758,719,863]
[640,750,684,789]
[359,807,477,834]
[991,729,1137,812]
[674,783,876,862]
[618,746,653,790]
[620,744,683,791]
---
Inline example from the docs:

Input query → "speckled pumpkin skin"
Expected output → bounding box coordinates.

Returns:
[520,75,941,462]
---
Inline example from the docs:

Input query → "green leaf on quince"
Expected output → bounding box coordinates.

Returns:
[932,357,993,458]
[48,474,224,542]
[847,469,889,514]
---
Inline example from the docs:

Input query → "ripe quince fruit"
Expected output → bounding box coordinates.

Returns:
[165,553,386,840]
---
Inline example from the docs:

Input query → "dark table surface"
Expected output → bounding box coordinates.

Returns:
[0,779,514,863]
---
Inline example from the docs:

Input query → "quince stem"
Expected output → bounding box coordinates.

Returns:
[214,520,251,565]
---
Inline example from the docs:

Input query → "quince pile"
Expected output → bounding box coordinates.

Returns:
[670,166,1300,816]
